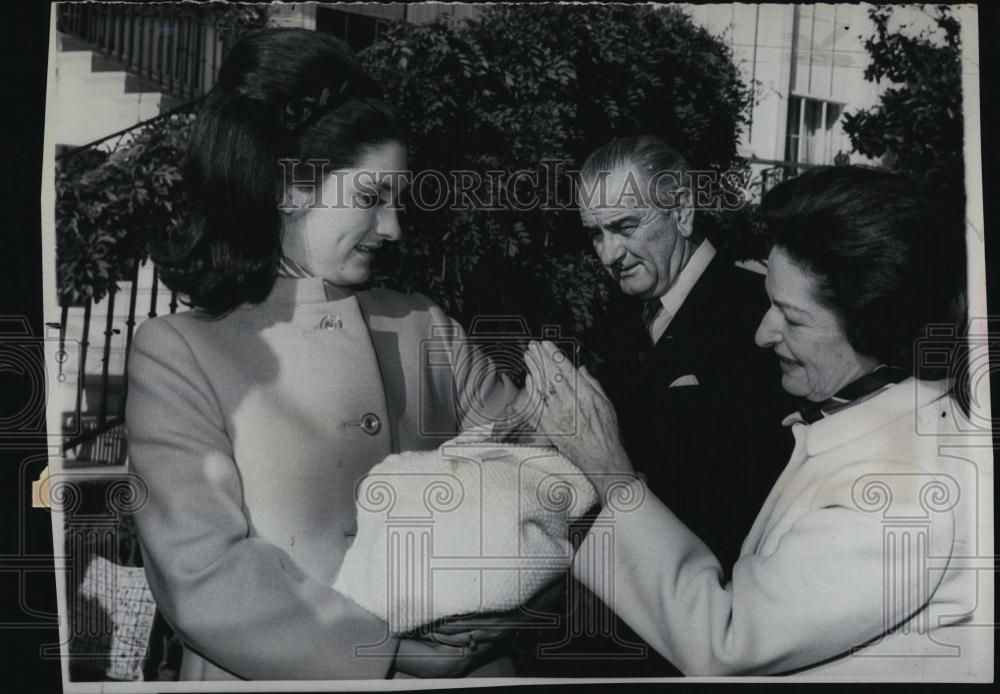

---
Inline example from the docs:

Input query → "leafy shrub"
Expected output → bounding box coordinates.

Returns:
[363,4,752,354]
[56,4,752,355]
[56,113,195,306]
[842,4,964,224]
[55,3,268,306]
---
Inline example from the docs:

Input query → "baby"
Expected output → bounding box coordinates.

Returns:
[333,435,597,634]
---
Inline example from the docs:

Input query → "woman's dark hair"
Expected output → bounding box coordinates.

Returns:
[759,166,967,383]
[154,28,402,315]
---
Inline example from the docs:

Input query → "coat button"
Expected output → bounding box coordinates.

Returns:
[360,413,382,435]
[319,315,343,331]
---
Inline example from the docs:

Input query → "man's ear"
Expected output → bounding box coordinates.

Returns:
[674,187,695,238]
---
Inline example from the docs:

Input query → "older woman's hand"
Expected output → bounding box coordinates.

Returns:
[524,340,637,500]
[394,611,516,678]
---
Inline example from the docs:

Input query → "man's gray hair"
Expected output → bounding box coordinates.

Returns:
[580,135,691,209]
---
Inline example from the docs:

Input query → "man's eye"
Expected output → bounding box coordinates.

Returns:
[356,193,380,208]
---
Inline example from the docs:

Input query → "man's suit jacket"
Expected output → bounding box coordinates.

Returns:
[529,254,795,678]
[573,378,989,679]
[126,277,519,680]
[598,253,795,572]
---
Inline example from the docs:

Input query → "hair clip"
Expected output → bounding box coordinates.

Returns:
[282,81,352,132]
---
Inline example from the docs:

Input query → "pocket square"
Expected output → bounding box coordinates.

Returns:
[669,374,700,387]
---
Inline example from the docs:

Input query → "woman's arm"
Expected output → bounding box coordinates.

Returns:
[425,304,525,433]
[527,340,957,675]
[574,469,955,675]
[126,318,397,680]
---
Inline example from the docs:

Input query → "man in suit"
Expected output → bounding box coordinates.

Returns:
[579,136,794,569]
[534,136,794,677]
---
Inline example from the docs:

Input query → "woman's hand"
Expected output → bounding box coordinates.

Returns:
[524,340,637,500]
[393,612,515,678]
[393,632,497,678]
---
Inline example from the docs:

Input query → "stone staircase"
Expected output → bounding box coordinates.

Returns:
[50,32,183,472]
[51,32,177,149]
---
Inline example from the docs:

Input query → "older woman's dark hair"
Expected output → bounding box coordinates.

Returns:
[760,166,967,383]
[154,28,402,315]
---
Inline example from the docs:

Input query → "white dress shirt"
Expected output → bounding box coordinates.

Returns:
[648,239,716,344]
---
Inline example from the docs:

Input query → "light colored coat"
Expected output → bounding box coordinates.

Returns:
[573,377,993,680]
[126,277,519,680]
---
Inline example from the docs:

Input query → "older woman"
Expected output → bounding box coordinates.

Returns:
[126,29,526,681]
[526,166,987,678]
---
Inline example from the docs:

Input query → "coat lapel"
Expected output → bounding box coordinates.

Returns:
[647,255,728,383]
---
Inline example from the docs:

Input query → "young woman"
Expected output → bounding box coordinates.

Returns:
[126,28,522,681]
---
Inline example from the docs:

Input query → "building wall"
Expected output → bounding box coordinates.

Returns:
[267,2,485,30]
[680,3,937,167]
[282,2,935,169]
[267,3,318,29]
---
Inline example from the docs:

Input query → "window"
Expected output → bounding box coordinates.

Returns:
[784,96,845,166]
[316,8,391,53]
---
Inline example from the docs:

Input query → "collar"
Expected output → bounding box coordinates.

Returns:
[262,276,355,305]
[657,238,716,319]
[276,256,312,279]
[781,377,950,457]
[796,365,909,423]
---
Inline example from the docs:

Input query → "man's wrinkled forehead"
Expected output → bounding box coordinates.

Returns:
[579,204,648,230]
[577,165,652,211]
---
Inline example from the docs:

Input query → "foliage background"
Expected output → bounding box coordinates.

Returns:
[842,4,964,225]
[361,4,753,357]
[56,114,194,306]
[56,4,753,366]
[54,3,267,306]
[54,3,972,343]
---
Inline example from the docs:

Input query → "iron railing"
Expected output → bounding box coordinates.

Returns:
[58,257,183,466]
[55,3,269,465]
[56,2,253,102]
[747,157,820,195]
[57,88,204,465]
[58,265,178,454]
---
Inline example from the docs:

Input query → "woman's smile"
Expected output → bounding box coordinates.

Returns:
[281,141,407,285]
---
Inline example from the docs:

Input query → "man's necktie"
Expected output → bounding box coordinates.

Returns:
[797,365,908,423]
[640,299,662,333]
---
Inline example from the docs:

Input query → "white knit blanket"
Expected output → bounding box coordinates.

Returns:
[332,439,597,633]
